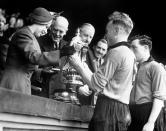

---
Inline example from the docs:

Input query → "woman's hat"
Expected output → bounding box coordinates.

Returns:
[29,7,53,25]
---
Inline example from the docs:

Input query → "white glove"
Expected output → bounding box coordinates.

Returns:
[69,53,82,68]
[142,122,155,131]
[78,85,92,96]
[70,36,85,52]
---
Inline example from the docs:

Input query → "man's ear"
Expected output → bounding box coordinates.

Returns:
[144,45,150,51]
[64,29,68,36]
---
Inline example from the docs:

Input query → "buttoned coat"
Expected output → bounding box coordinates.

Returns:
[0,26,60,94]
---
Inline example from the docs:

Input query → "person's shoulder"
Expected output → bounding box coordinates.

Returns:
[109,45,133,57]
[149,61,166,73]
[87,48,95,60]
[16,26,29,33]
[11,26,33,41]
[13,26,32,37]
[87,47,94,54]
[150,61,163,67]
[60,39,69,46]
[37,33,50,43]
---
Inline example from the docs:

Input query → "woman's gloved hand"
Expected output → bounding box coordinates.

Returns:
[60,45,76,57]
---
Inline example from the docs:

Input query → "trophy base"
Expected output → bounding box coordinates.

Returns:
[53,91,80,105]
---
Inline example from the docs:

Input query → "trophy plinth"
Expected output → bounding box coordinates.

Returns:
[53,68,83,105]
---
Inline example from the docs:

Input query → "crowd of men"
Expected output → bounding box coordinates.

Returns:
[0,7,166,131]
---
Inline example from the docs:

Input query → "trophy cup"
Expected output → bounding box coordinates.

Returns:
[62,66,83,105]
[53,31,85,105]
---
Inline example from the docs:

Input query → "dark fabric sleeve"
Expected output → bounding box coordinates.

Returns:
[86,49,96,72]
[0,40,9,70]
[12,31,60,66]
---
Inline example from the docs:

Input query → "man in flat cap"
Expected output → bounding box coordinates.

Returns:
[0,7,75,95]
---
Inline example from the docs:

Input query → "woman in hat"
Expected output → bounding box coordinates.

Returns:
[0,7,75,95]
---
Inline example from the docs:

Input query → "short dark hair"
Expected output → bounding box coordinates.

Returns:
[130,35,152,51]
[108,11,134,34]
[99,39,107,44]
[79,23,95,33]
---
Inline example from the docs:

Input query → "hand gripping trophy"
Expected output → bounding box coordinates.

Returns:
[59,29,86,105]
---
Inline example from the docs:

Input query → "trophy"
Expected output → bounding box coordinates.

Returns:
[62,65,83,105]
[53,29,86,105]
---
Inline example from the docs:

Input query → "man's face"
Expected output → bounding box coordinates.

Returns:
[9,17,17,27]
[34,20,52,37]
[79,26,95,47]
[0,15,6,31]
[94,41,108,59]
[130,39,146,62]
[50,23,68,42]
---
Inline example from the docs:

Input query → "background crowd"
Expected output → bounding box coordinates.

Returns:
[0,8,25,81]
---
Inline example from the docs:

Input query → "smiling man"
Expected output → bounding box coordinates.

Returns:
[87,38,108,72]
[38,15,69,52]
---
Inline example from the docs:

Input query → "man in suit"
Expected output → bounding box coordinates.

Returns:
[86,38,108,105]
[31,15,70,97]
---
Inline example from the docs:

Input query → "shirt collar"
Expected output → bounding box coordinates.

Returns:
[108,41,130,51]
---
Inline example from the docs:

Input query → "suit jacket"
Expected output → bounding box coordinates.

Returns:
[86,48,105,73]
[31,34,69,97]
[37,34,68,52]
[0,26,60,94]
